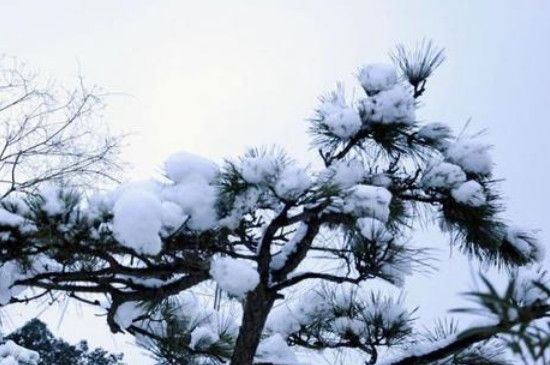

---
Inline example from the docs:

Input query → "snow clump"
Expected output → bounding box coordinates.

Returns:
[358,63,398,95]
[0,209,24,228]
[265,291,330,338]
[189,326,220,350]
[162,151,219,231]
[360,84,415,125]
[0,341,39,365]
[343,185,392,222]
[505,228,545,262]
[210,256,259,298]
[255,334,299,365]
[113,190,163,256]
[240,156,277,184]
[451,180,486,207]
[417,122,453,147]
[0,261,25,305]
[322,159,365,189]
[114,301,144,330]
[514,269,549,305]
[322,106,362,139]
[38,185,65,216]
[164,152,218,184]
[274,165,311,200]
[422,162,466,189]
[356,217,393,243]
[444,139,493,175]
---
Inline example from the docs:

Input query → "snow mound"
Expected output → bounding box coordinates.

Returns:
[162,181,217,231]
[360,84,415,125]
[189,326,220,350]
[0,340,39,365]
[275,165,311,200]
[0,209,24,227]
[114,301,143,330]
[38,185,65,216]
[210,256,259,298]
[358,63,398,94]
[240,156,277,184]
[164,151,218,184]
[417,122,452,145]
[356,217,393,242]
[113,189,163,255]
[451,180,486,206]
[323,106,362,139]
[325,159,365,189]
[343,185,392,222]
[505,227,544,262]
[422,162,466,189]
[255,334,299,365]
[0,261,25,305]
[444,139,493,175]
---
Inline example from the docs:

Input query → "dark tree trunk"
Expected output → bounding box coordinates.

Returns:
[230,286,276,365]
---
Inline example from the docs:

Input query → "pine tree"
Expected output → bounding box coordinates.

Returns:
[0,42,548,365]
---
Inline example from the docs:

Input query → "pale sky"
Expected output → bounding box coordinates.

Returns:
[1,1,549,364]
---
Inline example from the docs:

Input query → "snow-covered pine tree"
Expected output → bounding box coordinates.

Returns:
[0,42,548,365]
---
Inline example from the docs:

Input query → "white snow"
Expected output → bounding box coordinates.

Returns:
[365,297,410,329]
[378,335,457,365]
[255,334,299,365]
[417,122,452,145]
[0,261,24,305]
[274,165,311,200]
[209,256,259,298]
[505,227,544,262]
[240,156,277,184]
[451,180,486,206]
[444,139,493,175]
[514,269,549,305]
[322,159,365,189]
[189,326,220,350]
[162,182,218,231]
[38,185,65,216]
[0,341,39,365]
[422,162,466,189]
[368,173,393,188]
[356,217,393,243]
[317,84,361,139]
[343,185,392,222]
[270,223,309,271]
[358,63,398,94]
[164,151,218,184]
[380,259,412,288]
[355,218,411,286]
[160,201,186,231]
[266,291,329,338]
[114,301,143,330]
[360,84,415,125]
[331,317,366,336]
[322,106,362,139]
[162,152,219,231]
[0,209,24,227]
[219,188,261,229]
[113,189,163,256]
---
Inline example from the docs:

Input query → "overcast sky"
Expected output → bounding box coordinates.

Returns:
[1,1,549,364]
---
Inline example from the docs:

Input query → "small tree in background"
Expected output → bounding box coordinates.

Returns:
[0,42,548,365]
[5,318,123,365]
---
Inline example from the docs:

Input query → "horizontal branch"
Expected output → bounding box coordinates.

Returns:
[380,303,550,365]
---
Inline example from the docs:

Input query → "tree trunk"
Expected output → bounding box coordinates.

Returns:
[230,286,275,365]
